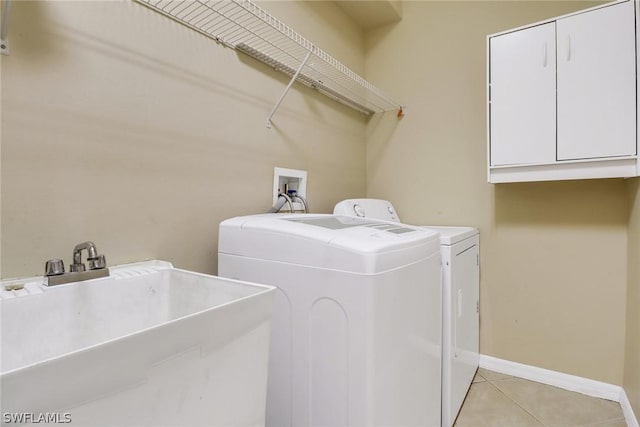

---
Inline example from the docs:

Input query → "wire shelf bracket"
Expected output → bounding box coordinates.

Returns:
[266,50,311,128]
[1,0,10,55]
[133,0,405,127]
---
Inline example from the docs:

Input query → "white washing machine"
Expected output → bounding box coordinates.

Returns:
[334,199,480,427]
[218,214,442,427]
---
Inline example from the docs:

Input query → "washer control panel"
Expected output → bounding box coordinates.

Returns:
[334,199,400,222]
[353,204,366,217]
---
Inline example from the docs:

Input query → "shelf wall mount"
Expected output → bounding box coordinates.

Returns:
[1,0,10,55]
[133,0,405,127]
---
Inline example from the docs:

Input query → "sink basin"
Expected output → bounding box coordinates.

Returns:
[0,260,275,426]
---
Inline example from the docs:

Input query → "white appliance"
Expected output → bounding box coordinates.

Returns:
[218,214,442,427]
[334,199,480,427]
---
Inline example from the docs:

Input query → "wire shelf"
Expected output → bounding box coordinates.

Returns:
[134,0,404,120]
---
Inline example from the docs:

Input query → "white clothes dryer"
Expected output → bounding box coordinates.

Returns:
[334,199,480,427]
[218,214,442,427]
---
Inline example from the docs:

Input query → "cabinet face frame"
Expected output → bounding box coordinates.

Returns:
[486,0,639,183]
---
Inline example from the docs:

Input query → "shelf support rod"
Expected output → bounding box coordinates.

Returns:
[266,50,312,128]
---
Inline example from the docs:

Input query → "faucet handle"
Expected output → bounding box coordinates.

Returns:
[45,259,65,276]
[87,254,106,270]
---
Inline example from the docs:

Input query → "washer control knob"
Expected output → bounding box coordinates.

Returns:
[387,206,395,215]
[354,204,365,217]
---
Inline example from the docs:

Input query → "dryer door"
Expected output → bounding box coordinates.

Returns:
[449,238,480,425]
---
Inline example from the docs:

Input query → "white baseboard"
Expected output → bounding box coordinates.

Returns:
[479,354,621,401]
[620,388,640,427]
[478,355,639,426]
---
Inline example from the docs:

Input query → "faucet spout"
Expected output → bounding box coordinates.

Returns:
[70,241,106,272]
[73,241,98,265]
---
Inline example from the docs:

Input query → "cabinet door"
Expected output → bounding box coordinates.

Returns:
[557,1,636,160]
[489,23,556,166]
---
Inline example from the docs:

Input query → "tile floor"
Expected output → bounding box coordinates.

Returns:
[454,368,626,427]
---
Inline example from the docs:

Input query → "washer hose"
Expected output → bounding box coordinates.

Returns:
[267,193,294,213]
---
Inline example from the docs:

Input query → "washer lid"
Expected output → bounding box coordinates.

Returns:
[418,226,478,245]
[218,214,440,274]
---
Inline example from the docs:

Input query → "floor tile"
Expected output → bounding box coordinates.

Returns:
[577,417,627,427]
[473,370,487,383]
[477,368,513,382]
[453,382,544,427]
[489,377,624,427]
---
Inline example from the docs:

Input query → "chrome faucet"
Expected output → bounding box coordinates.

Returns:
[44,241,109,286]
[70,241,106,272]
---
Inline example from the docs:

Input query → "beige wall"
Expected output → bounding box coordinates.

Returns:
[1,0,635,392]
[0,0,367,277]
[365,1,628,385]
[626,178,640,414]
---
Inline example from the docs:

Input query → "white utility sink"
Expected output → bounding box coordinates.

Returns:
[0,260,275,426]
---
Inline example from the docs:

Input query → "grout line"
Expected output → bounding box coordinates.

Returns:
[484,375,549,427]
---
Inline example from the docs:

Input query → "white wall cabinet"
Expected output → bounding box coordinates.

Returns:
[488,0,638,183]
